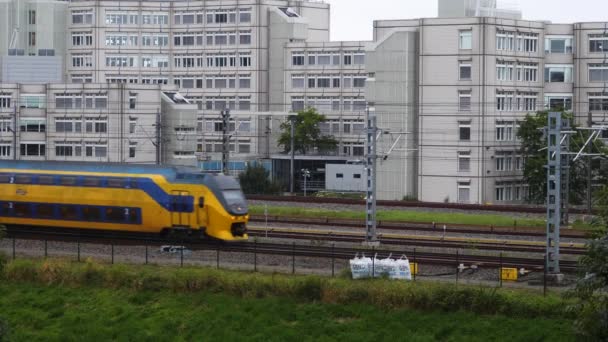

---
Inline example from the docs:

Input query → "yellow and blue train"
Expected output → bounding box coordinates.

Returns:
[0,161,248,241]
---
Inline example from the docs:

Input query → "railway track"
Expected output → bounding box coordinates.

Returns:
[248,195,595,215]
[247,227,587,255]
[3,226,579,272]
[250,215,589,238]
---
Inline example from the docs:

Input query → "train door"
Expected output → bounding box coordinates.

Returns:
[170,190,191,228]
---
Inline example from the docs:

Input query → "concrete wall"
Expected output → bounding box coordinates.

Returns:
[325,163,365,192]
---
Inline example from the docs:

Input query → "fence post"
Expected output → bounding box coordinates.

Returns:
[372,246,375,278]
[499,252,503,288]
[292,242,295,274]
[216,244,220,269]
[413,248,417,281]
[543,254,547,297]
[111,244,114,264]
[145,245,148,265]
[254,239,257,272]
[180,245,184,267]
[455,249,459,283]
[331,243,335,277]
[44,239,48,258]
[12,237,15,260]
[77,239,81,262]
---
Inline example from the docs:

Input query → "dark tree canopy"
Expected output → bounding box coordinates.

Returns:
[238,164,281,195]
[277,108,338,155]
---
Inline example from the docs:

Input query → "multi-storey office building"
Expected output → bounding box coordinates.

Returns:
[0,83,198,166]
[1,0,607,204]
[369,0,608,204]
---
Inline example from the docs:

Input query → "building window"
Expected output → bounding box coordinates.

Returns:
[545,94,573,111]
[458,151,471,172]
[496,121,514,141]
[19,118,45,133]
[239,9,252,23]
[129,142,137,158]
[459,30,472,50]
[544,65,573,83]
[495,152,513,171]
[458,182,471,203]
[20,95,45,109]
[55,117,82,133]
[496,31,514,51]
[85,143,107,157]
[458,121,471,141]
[519,32,538,52]
[0,95,11,108]
[28,10,36,25]
[239,31,251,45]
[545,36,573,54]
[589,93,608,111]
[589,64,608,82]
[72,32,93,46]
[28,32,36,47]
[496,61,514,81]
[458,91,471,111]
[20,143,45,157]
[590,34,608,53]
[496,91,514,111]
[142,34,169,46]
[292,75,305,88]
[85,117,108,133]
[129,94,137,109]
[336,173,344,178]
[72,10,93,24]
[459,61,471,80]
[0,145,11,158]
[72,53,93,68]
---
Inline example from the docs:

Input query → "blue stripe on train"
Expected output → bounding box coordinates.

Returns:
[0,200,143,225]
[0,173,194,213]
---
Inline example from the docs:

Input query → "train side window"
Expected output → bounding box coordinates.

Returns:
[38,176,54,185]
[1,202,13,215]
[15,175,32,184]
[0,174,9,183]
[198,197,204,208]
[83,177,100,187]
[59,205,78,220]
[128,179,138,189]
[82,207,101,221]
[14,203,30,217]
[37,204,55,218]
[128,208,139,223]
[61,177,77,185]
[105,207,125,222]
[107,178,125,188]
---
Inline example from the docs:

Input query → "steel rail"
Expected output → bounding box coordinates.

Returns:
[4,226,579,272]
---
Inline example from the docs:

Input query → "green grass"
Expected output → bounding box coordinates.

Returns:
[251,205,602,231]
[0,280,575,341]
[250,205,547,228]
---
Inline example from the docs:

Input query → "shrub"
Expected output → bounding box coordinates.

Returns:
[0,317,9,342]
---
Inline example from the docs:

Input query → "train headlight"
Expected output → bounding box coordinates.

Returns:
[231,216,236,220]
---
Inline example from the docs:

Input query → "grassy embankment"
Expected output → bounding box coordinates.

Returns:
[0,258,577,341]
[250,205,595,230]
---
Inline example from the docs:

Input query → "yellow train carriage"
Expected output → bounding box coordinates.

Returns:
[0,161,248,241]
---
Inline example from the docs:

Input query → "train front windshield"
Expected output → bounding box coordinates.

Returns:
[222,190,248,215]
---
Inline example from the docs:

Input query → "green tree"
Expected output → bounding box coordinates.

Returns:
[517,111,607,204]
[238,164,281,195]
[277,108,338,155]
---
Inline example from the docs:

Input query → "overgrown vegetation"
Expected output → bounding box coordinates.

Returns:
[0,258,572,320]
[518,111,608,205]
[568,185,608,340]
[238,164,282,195]
[0,281,574,341]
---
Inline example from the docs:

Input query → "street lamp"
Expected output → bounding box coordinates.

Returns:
[301,168,310,197]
